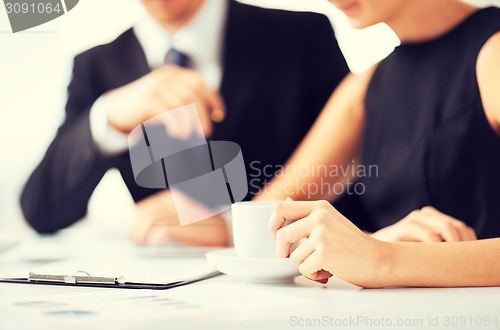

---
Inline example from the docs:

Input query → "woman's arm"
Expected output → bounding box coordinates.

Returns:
[477,31,500,135]
[269,201,500,288]
[255,68,375,201]
[387,238,500,287]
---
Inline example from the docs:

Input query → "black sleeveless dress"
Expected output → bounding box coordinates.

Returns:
[350,7,500,239]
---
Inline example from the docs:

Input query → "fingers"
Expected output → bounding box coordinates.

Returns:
[176,74,213,136]
[128,191,179,245]
[178,69,224,123]
[108,66,222,133]
[417,207,460,242]
[155,68,217,137]
[270,201,336,281]
[129,214,160,244]
[455,223,476,241]
[207,89,225,123]
[129,216,173,246]
[167,108,192,140]
[466,226,478,241]
[289,237,316,268]
[401,220,443,242]
[268,200,332,234]
[129,215,156,244]
[145,227,171,247]
[288,229,327,280]
[276,213,317,257]
[129,206,155,243]
[392,207,478,243]
[194,96,213,137]
[180,74,221,135]
[372,207,477,243]
[298,249,333,282]
[417,207,477,242]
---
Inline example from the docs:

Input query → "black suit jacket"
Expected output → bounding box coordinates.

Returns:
[21,0,349,233]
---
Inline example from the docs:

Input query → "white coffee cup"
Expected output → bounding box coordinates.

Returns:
[231,201,277,258]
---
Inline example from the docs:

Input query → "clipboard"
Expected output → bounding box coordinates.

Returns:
[0,270,221,290]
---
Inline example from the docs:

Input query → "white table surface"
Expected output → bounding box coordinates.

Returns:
[1,206,500,330]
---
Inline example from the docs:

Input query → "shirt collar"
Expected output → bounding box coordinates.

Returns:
[133,0,228,70]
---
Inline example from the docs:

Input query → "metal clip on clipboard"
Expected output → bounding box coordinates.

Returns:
[28,271,127,285]
[0,270,220,290]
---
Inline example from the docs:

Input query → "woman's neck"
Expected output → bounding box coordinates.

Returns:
[387,0,479,43]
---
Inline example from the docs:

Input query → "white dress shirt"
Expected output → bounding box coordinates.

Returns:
[90,0,228,154]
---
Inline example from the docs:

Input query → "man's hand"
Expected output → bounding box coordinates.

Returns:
[106,65,224,137]
[371,206,477,242]
[129,190,229,247]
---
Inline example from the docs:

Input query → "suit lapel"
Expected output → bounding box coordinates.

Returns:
[110,28,151,90]
[218,1,264,136]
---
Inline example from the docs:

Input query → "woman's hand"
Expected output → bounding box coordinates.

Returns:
[269,200,389,288]
[371,207,477,243]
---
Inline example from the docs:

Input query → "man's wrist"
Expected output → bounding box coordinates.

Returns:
[89,95,129,154]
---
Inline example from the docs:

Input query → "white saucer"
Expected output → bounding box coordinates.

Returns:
[206,248,300,283]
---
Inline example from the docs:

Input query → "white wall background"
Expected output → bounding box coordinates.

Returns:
[0,0,497,228]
